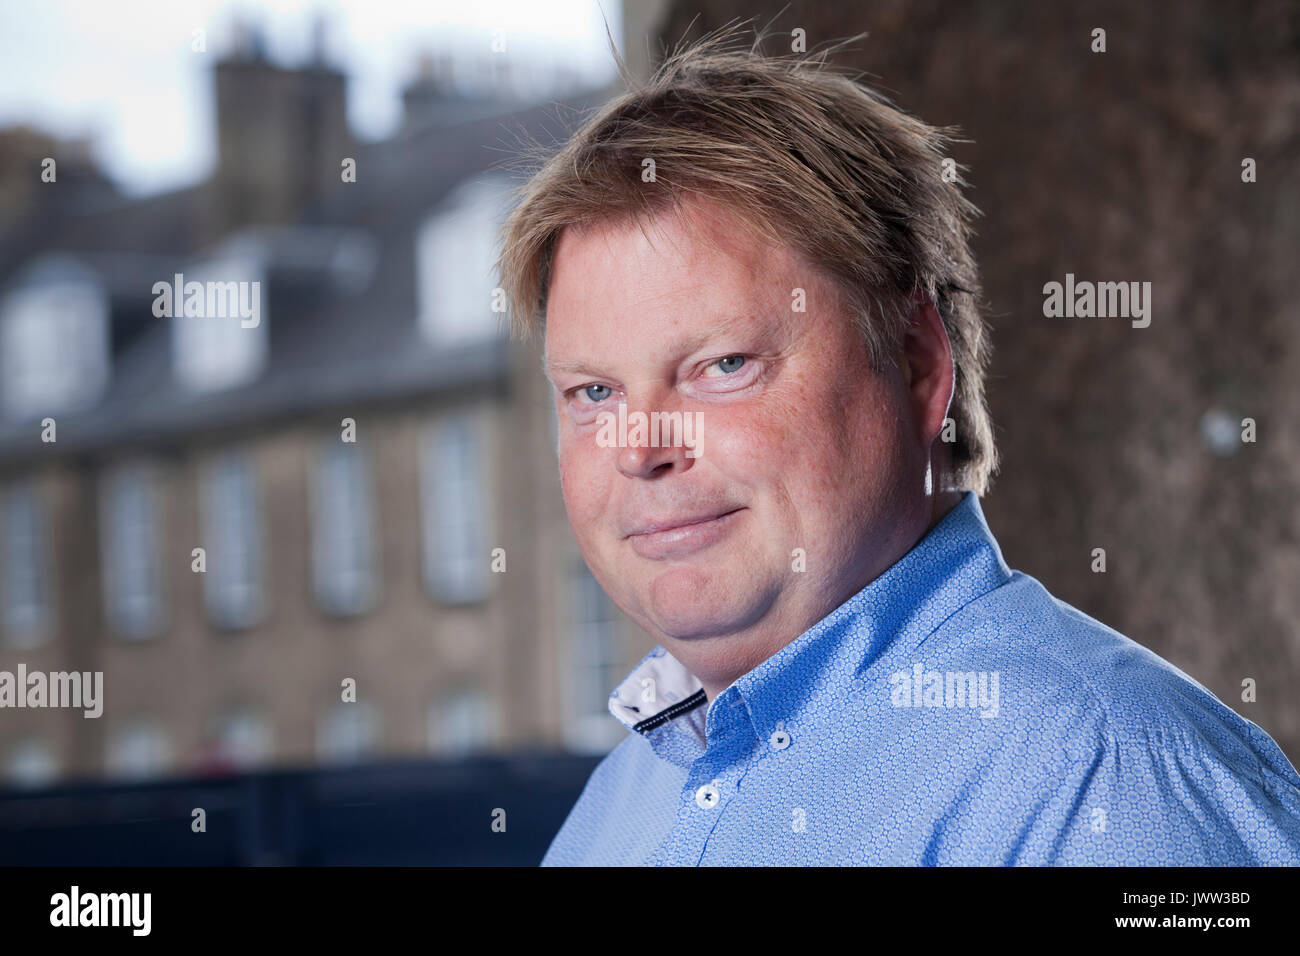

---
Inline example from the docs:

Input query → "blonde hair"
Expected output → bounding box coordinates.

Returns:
[497,24,997,493]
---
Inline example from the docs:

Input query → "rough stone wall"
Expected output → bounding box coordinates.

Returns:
[655,0,1300,759]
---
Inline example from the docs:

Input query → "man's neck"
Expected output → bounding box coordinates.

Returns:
[696,489,969,702]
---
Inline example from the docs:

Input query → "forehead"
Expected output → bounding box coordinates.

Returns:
[543,198,816,357]
[556,198,775,281]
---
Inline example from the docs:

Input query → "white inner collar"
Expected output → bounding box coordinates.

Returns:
[608,645,705,731]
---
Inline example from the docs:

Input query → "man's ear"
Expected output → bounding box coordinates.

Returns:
[901,288,955,446]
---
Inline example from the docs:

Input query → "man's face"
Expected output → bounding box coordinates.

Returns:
[544,199,932,690]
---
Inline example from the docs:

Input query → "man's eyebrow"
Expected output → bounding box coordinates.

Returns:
[544,315,764,384]
[545,358,604,378]
[543,358,607,387]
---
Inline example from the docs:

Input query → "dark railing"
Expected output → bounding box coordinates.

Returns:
[0,751,600,866]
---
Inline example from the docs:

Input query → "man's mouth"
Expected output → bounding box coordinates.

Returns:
[625,508,744,560]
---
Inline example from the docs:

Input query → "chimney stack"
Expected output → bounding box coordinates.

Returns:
[209,19,352,238]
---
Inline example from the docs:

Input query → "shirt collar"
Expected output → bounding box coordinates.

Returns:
[606,491,1012,762]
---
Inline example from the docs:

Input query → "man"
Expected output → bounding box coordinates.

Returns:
[497,33,1300,865]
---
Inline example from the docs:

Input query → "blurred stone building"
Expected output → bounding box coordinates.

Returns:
[5,0,1297,794]
[654,0,1300,760]
[0,30,642,786]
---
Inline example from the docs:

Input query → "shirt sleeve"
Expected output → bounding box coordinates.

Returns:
[1013,709,1300,865]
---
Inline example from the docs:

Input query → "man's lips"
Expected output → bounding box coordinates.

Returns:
[625,508,745,560]
[625,509,742,537]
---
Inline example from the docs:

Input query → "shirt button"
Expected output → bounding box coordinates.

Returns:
[695,783,720,809]
[769,726,791,751]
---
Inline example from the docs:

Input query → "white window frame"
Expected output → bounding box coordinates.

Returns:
[1,480,52,648]
[170,253,268,393]
[105,719,171,780]
[564,560,627,753]
[419,410,491,604]
[310,438,377,616]
[414,176,512,347]
[4,737,59,788]
[208,708,273,769]
[427,686,497,756]
[0,266,109,420]
[199,449,265,630]
[99,461,164,640]
[317,701,381,765]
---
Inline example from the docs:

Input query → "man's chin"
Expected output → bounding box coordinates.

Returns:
[641,565,776,642]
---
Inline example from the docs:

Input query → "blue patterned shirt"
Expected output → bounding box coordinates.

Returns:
[542,492,1300,865]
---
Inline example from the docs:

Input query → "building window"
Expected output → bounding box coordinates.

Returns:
[200,450,264,629]
[206,708,272,771]
[0,269,109,420]
[317,701,380,764]
[310,440,376,616]
[566,560,626,752]
[106,719,170,780]
[99,462,163,640]
[415,177,510,346]
[420,411,490,604]
[427,687,497,756]
[170,253,268,392]
[4,737,58,788]
[1,481,51,647]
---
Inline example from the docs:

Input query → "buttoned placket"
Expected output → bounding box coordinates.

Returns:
[648,688,771,865]
[600,492,1018,867]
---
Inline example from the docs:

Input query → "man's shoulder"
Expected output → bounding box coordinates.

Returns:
[841,572,1300,862]
[949,572,1300,813]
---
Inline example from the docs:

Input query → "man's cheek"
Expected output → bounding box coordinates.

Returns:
[709,412,791,472]
[559,460,606,533]
[557,438,591,491]
[557,457,588,521]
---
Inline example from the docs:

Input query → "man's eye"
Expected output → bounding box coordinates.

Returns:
[579,384,613,403]
[707,355,746,375]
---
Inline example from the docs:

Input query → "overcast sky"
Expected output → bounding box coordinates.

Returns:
[0,0,622,197]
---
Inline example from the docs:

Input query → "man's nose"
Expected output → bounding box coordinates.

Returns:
[614,396,697,480]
